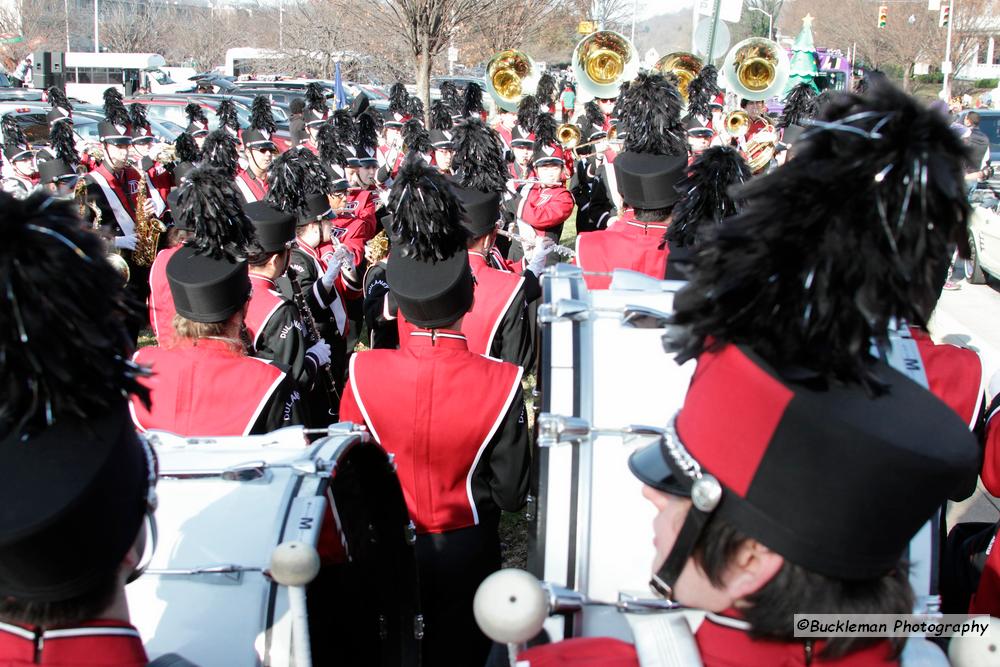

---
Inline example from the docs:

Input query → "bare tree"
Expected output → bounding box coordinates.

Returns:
[0,0,64,71]
[99,0,165,54]
[466,0,562,56]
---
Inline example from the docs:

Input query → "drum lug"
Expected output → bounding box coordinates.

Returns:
[387,453,397,472]
[413,614,425,640]
[538,298,591,324]
[525,494,536,522]
[537,413,591,447]
[405,520,417,545]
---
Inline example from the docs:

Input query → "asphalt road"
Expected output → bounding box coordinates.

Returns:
[929,277,1000,528]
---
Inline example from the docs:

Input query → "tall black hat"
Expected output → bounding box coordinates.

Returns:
[244,95,277,150]
[386,155,473,328]
[0,192,151,601]
[453,186,500,238]
[47,86,73,126]
[614,152,687,209]
[129,102,153,141]
[38,158,76,184]
[166,246,250,323]
[102,87,130,132]
[243,201,296,253]
[297,192,332,227]
[355,111,379,159]
[185,102,209,137]
[174,166,257,260]
[429,128,454,150]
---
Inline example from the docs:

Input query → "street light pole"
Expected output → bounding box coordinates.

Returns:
[93,0,99,53]
[942,0,956,100]
[279,0,284,50]
[748,7,773,40]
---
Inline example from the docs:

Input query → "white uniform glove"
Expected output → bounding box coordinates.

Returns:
[114,234,138,251]
[307,340,332,367]
[320,247,351,289]
[526,236,556,275]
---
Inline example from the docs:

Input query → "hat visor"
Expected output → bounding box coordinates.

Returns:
[533,157,564,167]
[246,141,277,152]
[628,440,691,497]
[102,137,133,146]
[191,130,209,138]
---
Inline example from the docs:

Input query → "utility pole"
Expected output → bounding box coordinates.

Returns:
[941,0,955,100]
[706,0,723,63]
[93,0,99,53]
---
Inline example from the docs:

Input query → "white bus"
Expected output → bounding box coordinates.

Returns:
[50,53,188,104]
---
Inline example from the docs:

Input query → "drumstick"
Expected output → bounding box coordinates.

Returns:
[270,541,320,667]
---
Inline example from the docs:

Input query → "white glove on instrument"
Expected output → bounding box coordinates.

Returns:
[320,246,351,289]
[307,340,332,367]
[526,236,556,275]
[114,234,138,251]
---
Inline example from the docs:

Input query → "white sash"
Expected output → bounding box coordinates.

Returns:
[144,173,166,217]
[234,173,257,202]
[88,170,135,236]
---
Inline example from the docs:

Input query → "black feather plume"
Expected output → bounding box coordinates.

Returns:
[50,120,79,166]
[2,113,28,147]
[201,129,239,178]
[452,117,508,193]
[612,80,631,121]
[185,102,207,125]
[431,100,453,130]
[439,81,460,114]
[779,83,820,129]
[406,95,424,119]
[403,118,431,154]
[318,122,347,167]
[517,95,539,133]
[103,88,130,127]
[332,108,357,146]
[533,112,557,148]
[388,154,469,261]
[250,96,277,134]
[666,146,750,249]
[463,82,484,116]
[536,73,556,105]
[128,103,149,132]
[267,148,332,215]
[687,65,721,119]
[216,98,240,133]
[584,100,603,128]
[356,112,379,156]
[668,80,971,393]
[618,72,686,156]
[305,82,327,113]
[388,82,408,115]
[0,191,149,438]
[47,86,71,112]
[174,132,200,163]
[176,166,257,260]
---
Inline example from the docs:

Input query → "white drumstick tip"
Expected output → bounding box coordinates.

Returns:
[473,569,549,644]
[269,541,321,587]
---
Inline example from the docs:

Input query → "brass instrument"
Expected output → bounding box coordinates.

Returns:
[724,110,750,138]
[568,125,619,155]
[75,177,130,285]
[557,123,582,149]
[721,38,790,101]
[486,49,540,112]
[132,176,164,267]
[83,141,105,164]
[744,123,777,175]
[155,143,177,165]
[365,231,390,265]
[287,267,340,417]
[573,30,639,101]
[495,226,576,259]
[653,52,703,104]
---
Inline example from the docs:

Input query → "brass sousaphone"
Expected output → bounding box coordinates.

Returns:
[572,30,640,102]
[486,49,541,113]
[653,52,703,105]
[721,37,790,101]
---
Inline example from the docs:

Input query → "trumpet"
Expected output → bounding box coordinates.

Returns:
[495,226,576,259]
[568,125,620,155]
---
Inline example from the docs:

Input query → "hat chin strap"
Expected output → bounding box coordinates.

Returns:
[650,504,713,599]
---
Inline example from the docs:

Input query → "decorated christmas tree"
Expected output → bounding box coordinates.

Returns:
[784,14,820,95]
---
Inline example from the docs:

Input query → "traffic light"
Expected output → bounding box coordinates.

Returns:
[939,4,950,27]
[878,5,888,29]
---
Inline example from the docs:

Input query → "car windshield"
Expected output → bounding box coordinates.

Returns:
[978,116,1000,153]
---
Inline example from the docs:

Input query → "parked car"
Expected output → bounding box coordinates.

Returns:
[0,87,44,102]
[959,110,1000,196]
[1,105,179,146]
[235,80,390,114]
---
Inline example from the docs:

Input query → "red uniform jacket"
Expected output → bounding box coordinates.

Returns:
[515,183,575,233]
[0,619,147,666]
[910,327,984,428]
[518,612,899,666]
[86,163,142,238]
[340,331,527,534]
[148,244,182,347]
[494,124,513,152]
[463,251,532,367]
[131,339,298,436]
[300,139,319,156]
[245,274,317,388]
[234,167,269,203]
[575,209,670,290]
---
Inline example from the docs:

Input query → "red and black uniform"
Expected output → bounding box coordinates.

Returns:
[245,274,320,389]
[340,330,530,665]
[494,123,514,155]
[137,155,171,215]
[1,171,38,198]
[300,139,319,156]
[910,327,985,431]
[234,166,269,203]
[147,244,182,347]
[518,612,900,666]
[85,162,151,338]
[464,251,533,369]
[509,182,575,246]
[130,338,304,435]
[508,161,533,181]
[0,619,147,666]
[575,208,670,290]
[362,260,398,349]
[376,145,404,185]
[584,152,621,232]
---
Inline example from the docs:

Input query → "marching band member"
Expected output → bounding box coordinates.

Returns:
[243,200,330,390]
[234,97,279,203]
[508,131,535,181]
[183,102,210,151]
[36,157,80,196]
[340,156,530,666]
[575,72,689,289]
[1,119,38,198]
[300,82,329,155]
[429,128,455,173]
[33,86,75,164]
[518,78,980,667]
[0,192,158,667]
[507,134,574,260]
[493,105,517,155]
[148,190,191,347]
[128,104,170,217]
[685,120,715,159]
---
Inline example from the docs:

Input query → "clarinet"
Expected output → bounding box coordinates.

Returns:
[287,267,340,417]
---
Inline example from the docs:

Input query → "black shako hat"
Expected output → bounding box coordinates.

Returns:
[386,155,473,329]
[453,186,500,238]
[0,405,149,601]
[37,158,76,183]
[166,246,251,323]
[614,151,687,209]
[629,343,978,585]
[297,193,332,227]
[243,201,295,252]
[429,128,454,150]
[98,120,132,144]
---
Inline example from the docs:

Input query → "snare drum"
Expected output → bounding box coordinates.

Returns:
[531,267,695,640]
[127,424,422,666]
